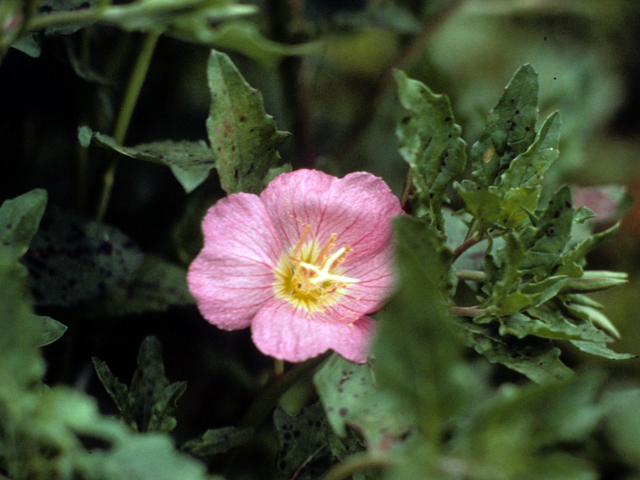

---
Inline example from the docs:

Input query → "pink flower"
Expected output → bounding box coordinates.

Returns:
[187,169,403,363]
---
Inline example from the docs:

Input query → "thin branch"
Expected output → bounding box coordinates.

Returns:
[452,235,483,262]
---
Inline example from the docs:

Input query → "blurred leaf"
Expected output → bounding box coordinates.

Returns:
[313,353,413,453]
[0,247,46,393]
[73,254,194,317]
[394,69,466,226]
[467,63,539,189]
[373,216,465,443]
[21,204,144,306]
[35,315,67,346]
[207,49,291,194]
[94,336,186,434]
[0,188,47,262]
[181,426,254,457]
[449,373,604,480]
[190,20,321,69]
[569,340,636,360]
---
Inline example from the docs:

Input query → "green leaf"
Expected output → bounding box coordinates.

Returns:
[79,127,216,194]
[394,69,467,226]
[556,224,619,277]
[569,340,636,360]
[468,63,539,189]
[193,20,321,69]
[517,186,574,276]
[456,185,540,230]
[273,402,334,480]
[0,188,47,261]
[450,373,603,480]
[35,315,67,346]
[455,317,573,384]
[94,336,186,433]
[313,353,413,452]
[21,204,144,306]
[207,49,291,194]
[0,248,46,392]
[498,110,562,190]
[180,426,254,457]
[373,216,465,443]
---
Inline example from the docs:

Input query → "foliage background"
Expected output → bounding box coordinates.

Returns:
[4,0,640,479]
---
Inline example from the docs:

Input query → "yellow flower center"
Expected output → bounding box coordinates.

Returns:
[273,224,358,313]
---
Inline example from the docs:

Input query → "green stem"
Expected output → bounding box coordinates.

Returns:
[96,30,160,220]
[320,453,392,480]
[238,351,331,428]
[455,270,486,282]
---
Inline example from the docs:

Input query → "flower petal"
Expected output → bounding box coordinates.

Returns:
[187,193,283,330]
[260,170,403,262]
[251,299,377,363]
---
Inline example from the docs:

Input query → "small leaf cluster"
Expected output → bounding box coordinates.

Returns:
[395,63,632,380]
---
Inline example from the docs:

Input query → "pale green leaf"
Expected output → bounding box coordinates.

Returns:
[569,340,636,360]
[0,188,47,261]
[498,110,562,189]
[35,315,67,346]
[313,354,412,452]
[207,49,290,194]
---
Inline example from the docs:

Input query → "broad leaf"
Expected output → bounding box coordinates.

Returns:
[0,188,47,261]
[394,69,466,226]
[207,49,290,194]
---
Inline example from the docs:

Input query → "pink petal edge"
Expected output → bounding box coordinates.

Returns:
[187,193,284,330]
[251,299,377,363]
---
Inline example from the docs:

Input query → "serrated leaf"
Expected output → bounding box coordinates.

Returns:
[456,185,540,230]
[129,336,184,433]
[79,127,216,193]
[0,188,47,261]
[207,49,290,194]
[394,69,466,226]
[498,110,561,190]
[518,186,574,276]
[181,426,254,457]
[469,63,539,189]
[36,315,67,346]
[498,309,613,343]
[21,204,143,306]
[313,353,412,452]
[455,317,573,384]
[92,357,137,430]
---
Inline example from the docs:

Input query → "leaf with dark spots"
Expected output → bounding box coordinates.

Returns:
[21,204,143,306]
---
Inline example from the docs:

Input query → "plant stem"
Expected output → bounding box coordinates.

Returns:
[449,305,487,318]
[452,235,483,262]
[96,30,160,220]
[238,351,331,429]
[456,270,486,282]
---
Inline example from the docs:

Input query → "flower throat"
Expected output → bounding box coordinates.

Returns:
[273,224,358,313]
